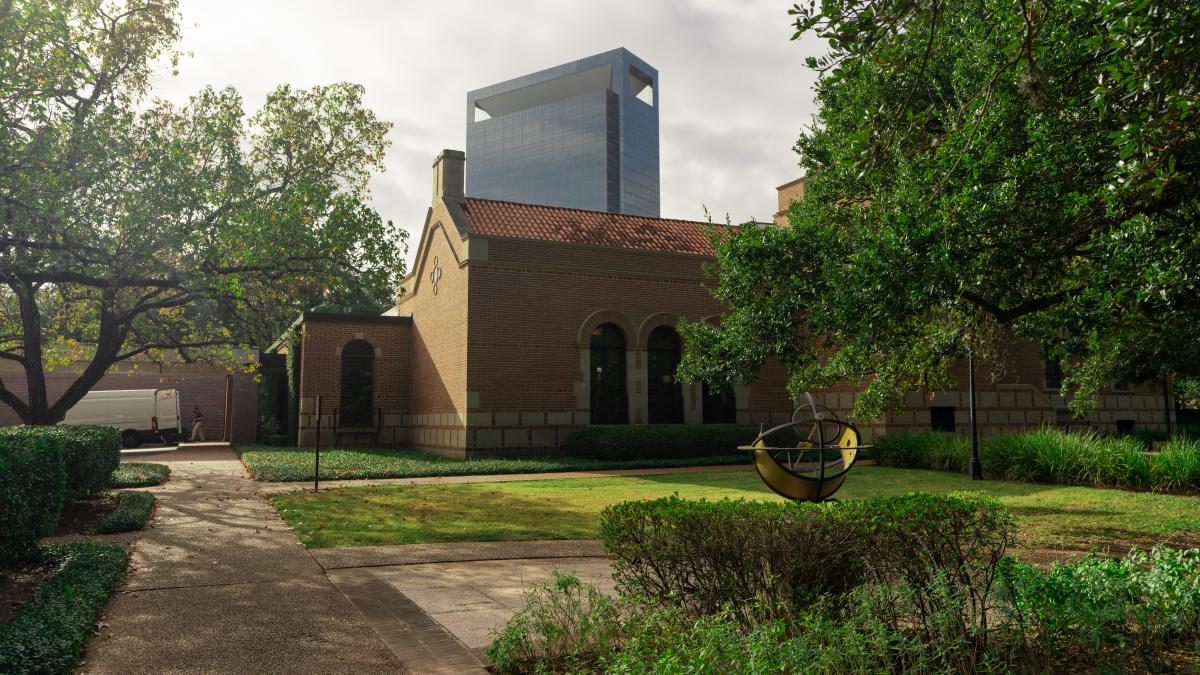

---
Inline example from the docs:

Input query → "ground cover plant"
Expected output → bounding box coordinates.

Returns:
[96,492,155,534]
[238,444,745,482]
[109,462,171,488]
[488,496,1200,673]
[270,466,1200,553]
[875,429,1200,494]
[0,542,129,675]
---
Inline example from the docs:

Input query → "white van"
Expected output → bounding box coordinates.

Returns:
[61,388,182,448]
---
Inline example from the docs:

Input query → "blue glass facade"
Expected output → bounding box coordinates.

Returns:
[466,48,660,217]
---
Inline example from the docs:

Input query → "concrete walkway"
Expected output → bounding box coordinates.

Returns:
[258,462,752,494]
[80,450,405,674]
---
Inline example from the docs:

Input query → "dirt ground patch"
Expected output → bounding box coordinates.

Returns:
[0,560,55,626]
[51,496,119,537]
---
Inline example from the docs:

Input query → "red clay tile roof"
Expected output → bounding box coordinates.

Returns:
[460,198,720,255]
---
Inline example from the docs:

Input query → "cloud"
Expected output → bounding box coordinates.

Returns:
[155,0,825,267]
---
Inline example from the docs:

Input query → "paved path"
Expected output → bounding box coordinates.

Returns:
[258,462,752,494]
[80,450,405,674]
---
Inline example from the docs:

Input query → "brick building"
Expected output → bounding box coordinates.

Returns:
[280,152,1173,457]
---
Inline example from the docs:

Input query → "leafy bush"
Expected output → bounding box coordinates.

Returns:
[490,540,1200,673]
[5,425,120,499]
[599,496,860,620]
[0,430,66,566]
[487,572,623,673]
[999,546,1200,670]
[237,445,745,482]
[560,424,759,460]
[97,491,155,534]
[110,462,171,488]
[0,542,129,674]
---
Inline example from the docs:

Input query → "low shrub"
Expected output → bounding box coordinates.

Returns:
[490,542,1200,673]
[5,426,120,499]
[599,496,861,620]
[998,546,1200,670]
[0,542,129,674]
[560,424,759,460]
[874,431,967,470]
[109,462,171,488]
[598,492,1011,626]
[486,572,623,673]
[97,491,155,534]
[0,430,66,566]
[875,428,1200,493]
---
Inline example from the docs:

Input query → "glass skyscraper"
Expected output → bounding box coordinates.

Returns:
[466,48,660,217]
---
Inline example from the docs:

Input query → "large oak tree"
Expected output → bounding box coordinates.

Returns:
[0,0,405,424]
[679,0,1200,418]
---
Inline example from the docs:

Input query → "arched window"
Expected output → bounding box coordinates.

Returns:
[589,323,628,424]
[647,326,684,424]
[702,382,737,424]
[340,340,375,426]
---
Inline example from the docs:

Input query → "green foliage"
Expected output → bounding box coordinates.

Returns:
[998,546,1200,670]
[286,328,301,443]
[0,0,406,425]
[599,497,860,620]
[238,445,745,482]
[0,429,65,566]
[486,572,623,674]
[96,491,155,534]
[874,428,1200,493]
[560,424,758,460]
[0,542,129,674]
[109,462,170,488]
[598,493,1011,628]
[680,0,1200,420]
[7,426,120,499]
[874,431,968,470]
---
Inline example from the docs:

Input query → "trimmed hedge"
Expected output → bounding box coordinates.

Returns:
[561,424,759,460]
[97,491,155,534]
[0,542,129,674]
[0,430,66,566]
[599,492,1015,625]
[110,462,171,488]
[5,425,120,499]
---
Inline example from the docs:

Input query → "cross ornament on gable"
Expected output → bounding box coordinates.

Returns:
[429,257,442,294]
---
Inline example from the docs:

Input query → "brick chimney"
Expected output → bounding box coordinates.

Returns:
[432,149,465,204]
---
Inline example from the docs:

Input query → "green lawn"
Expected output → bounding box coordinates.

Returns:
[237,444,745,482]
[271,466,1200,553]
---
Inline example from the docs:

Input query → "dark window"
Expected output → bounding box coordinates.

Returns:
[702,382,737,424]
[930,406,956,433]
[590,324,628,424]
[647,326,684,424]
[1116,419,1135,433]
[1044,360,1063,390]
[340,340,375,426]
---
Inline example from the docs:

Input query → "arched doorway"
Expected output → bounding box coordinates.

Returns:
[340,340,375,426]
[589,323,628,424]
[702,382,737,424]
[647,326,684,424]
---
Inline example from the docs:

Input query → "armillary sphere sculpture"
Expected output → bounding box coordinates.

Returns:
[738,393,869,502]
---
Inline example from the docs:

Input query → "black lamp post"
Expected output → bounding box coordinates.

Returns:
[967,348,982,480]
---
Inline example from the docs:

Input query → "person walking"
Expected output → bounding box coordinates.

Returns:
[189,406,206,442]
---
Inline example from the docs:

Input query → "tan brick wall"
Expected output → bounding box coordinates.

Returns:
[775,177,806,226]
[296,316,410,446]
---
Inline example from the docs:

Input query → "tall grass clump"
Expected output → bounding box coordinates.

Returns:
[874,431,968,471]
[1151,437,1200,493]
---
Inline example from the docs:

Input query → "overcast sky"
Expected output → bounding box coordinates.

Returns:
[151,0,824,266]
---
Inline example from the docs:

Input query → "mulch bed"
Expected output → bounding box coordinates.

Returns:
[0,561,55,627]
[50,496,119,538]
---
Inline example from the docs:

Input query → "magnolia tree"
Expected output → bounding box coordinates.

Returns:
[0,0,405,424]
[679,0,1200,418]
